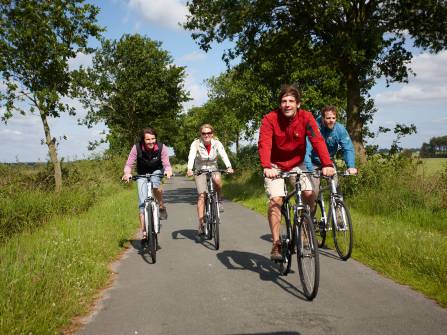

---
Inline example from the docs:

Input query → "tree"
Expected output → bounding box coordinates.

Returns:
[73,34,190,154]
[184,0,447,162]
[0,0,102,192]
[420,135,447,157]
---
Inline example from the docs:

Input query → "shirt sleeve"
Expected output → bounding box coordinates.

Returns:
[160,144,172,173]
[258,115,273,169]
[337,124,356,168]
[187,140,198,171]
[216,141,232,168]
[123,145,137,175]
[305,114,333,167]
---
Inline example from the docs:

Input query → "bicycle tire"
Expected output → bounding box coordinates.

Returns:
[296,212,320,300]
[146,205,156,263]
[314,199,327,248]
[330,199,353,261]
[279,201,293,275]
[205,195,213,240]
[213,196,220,250]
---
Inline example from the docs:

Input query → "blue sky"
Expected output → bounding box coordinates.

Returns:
[1,0,446,162]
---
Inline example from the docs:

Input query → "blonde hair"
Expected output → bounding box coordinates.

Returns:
[199,123,214,135]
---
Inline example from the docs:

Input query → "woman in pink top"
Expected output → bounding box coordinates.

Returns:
[122,127,172,239]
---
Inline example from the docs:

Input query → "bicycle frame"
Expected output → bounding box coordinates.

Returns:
[318,174,348,231]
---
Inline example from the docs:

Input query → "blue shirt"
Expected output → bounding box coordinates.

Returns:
[305,117,355,171]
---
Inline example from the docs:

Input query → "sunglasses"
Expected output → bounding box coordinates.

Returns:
[201,132,213,135]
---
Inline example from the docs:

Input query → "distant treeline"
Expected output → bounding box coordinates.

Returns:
[420,136,447,158]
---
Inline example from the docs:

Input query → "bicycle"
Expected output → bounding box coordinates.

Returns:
[131,172,165,263]
[313,171,354,261]
[275,171,320,301]
[194,168,227,250]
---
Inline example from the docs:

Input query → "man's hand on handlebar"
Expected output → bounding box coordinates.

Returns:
[263,168,279,178]
[165,170,173,179]
[121,173,132,182]
[346,167,358,175]
[322,166,336,177]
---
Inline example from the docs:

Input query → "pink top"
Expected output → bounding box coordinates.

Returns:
[123,143,172,175]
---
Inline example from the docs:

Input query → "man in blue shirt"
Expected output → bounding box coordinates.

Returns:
[305,105,358,210]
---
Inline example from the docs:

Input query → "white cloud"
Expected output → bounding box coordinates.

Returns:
[375,51,447,104]
[179,51,207,62]
[183,70,208,110]
[68,52,93,71]
[127,0,188,30]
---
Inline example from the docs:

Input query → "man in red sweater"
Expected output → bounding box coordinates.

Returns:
[258,85,335,260]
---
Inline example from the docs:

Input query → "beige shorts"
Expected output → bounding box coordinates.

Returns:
[264,163,313,199]
[194,172,221,194]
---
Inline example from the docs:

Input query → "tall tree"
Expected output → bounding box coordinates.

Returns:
[184,0,447,161]
[0,0,102,191]
[73,34,190,153]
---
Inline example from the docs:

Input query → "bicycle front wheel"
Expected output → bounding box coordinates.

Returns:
[331,199,353,261]
[212,196,220,250]
[296,212,320,300]
[145,205,156,264]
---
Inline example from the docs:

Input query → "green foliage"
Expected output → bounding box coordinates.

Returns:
[0,0,103,191]
[0,156,125,244]
[420,135,447,158]
[184,0,447,159]
[72,34,190,154]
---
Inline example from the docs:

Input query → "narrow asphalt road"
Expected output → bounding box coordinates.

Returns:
[76,176,447,335]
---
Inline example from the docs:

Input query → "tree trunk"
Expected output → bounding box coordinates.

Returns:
[40,109,62,192]
[346,72,366,164]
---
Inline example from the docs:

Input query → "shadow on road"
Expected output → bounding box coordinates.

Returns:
[261,233,342,261]
[216,250,307,301]
[163,177,197,204]
[128,239,155,264]
[171,229,218,250]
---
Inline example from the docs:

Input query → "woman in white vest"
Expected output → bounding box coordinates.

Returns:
[187,124,234,235]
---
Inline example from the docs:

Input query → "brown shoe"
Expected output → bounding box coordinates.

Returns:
[159,207,168,220]
[270,240,283,261]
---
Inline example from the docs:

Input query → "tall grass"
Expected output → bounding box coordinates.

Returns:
[224,154,447,306]
[0,188,137,334]
[0,156,125,243]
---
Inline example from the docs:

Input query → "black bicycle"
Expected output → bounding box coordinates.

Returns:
[195,169,226,250]
[313,172,354,260]
[275,171,320,300]
[132,173,164,263]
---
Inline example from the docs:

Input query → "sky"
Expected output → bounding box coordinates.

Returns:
[1,0,446,163]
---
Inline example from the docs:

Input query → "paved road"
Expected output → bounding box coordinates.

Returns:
[77,176,447,335]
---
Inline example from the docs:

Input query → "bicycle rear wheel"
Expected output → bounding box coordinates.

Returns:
[331,199,353,261]
[314,199,327,248]
[279,202,293,275]
[296,212,320,300]
[145,205,156,263]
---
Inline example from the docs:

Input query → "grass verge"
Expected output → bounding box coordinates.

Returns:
[223,171,447,307]
[0,188,137,334]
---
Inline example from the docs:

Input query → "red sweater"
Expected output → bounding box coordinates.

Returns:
[258,109,332,171]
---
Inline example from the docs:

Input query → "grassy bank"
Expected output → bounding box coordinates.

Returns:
[223,157,447,307]
[0,187,137,334]
[0,157,124,243]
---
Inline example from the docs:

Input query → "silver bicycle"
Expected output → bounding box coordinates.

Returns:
[313,172,354,260]
[132,173,164,263]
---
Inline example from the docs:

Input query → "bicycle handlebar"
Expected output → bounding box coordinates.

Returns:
[193,168,229,176]
[131,173,167,181]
